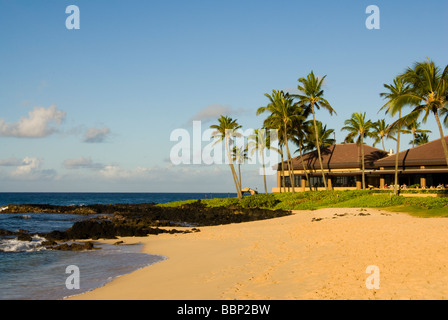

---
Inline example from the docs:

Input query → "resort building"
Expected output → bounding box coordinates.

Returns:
[273,136,448,192]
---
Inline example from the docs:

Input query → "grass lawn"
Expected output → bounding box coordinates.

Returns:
[158,190,448,218]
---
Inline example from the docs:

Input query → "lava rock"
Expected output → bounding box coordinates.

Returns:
[51,241,96,251]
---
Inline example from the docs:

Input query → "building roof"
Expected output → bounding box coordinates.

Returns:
[375,136,448,167]
[279,143,388,171]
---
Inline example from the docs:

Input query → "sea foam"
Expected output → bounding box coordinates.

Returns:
[0,236,46,253]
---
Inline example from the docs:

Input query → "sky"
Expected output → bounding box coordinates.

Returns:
[0,0,447,192]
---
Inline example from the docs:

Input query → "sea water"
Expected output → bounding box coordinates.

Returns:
[0,193,235,300]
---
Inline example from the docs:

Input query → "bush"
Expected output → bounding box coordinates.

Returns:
[203,197,240,208]
[404,197,448,209]
[239,194,279,209]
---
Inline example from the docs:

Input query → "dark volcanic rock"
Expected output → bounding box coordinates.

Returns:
[17,232,33,242]
[1,200,291,242]
[43,218,194,241]
[0,200,291,227]
[50,241,96,251]
[0,229,14,236]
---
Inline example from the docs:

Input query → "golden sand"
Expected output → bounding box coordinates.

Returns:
[68,208,448,300]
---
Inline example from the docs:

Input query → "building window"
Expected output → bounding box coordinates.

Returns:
[309,176,325,188]
[332,176,356,187]
[281,175,302,187]
[426,173,448,188]
[282,176,291,187]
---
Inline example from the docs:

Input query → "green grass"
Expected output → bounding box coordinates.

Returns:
[158,190,448,218]
[384,205,448,218]
[156,199,199,207]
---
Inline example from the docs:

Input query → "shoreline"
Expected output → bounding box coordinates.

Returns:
[67,208,448,300]
[62,243,168,301]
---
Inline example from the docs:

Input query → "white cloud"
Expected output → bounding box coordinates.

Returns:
[63,157,104,170]
[1,157,57,181]
[83,127,111,143]
[188,104,250,124]
[0,105,66,138]
[11,157,41,176]
[99,165,131,179]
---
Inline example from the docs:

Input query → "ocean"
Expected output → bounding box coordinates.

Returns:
[0,192,235,300]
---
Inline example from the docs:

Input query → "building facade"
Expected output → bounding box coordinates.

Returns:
[273,137,448,192]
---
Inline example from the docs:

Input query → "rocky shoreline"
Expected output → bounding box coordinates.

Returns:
[0,200,291,251]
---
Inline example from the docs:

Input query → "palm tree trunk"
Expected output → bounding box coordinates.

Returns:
[298,142,312,191]
[412,130,415,148]
[261,151,267,194]
[226,138,242,199]
[381,137,385,151]
[283,124,295,193]
[229,162,242,199]
[238,163,242,191]
[280,145,285,193]
[434,111,448,166]
[311,105,327,190]
[394,111,401,196]
[361,135,366,190]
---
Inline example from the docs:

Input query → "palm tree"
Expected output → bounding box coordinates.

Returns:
[402,121,432,148]
[372,119,396,151]
[293,71,336,190]
[210,115,243,199]
[342,112,376,190]
[257,90,302,193]
[302,120,335,152]
[379,76,413,195]
[398,59,448,164]
[414,132,430,146]
[232,145,249,192]
[248,129,279,194]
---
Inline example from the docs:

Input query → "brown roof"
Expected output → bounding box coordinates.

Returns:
[375,136,448,167]
[279,144,388,171]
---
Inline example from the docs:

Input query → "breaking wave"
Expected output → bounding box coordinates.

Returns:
[0,236,47,253]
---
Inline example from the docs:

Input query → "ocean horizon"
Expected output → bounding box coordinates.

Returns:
[0,192,236,300]
[0,192,238,207]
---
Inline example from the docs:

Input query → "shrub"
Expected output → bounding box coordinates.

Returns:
[239,194,279,209]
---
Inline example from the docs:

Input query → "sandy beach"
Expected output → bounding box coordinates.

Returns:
[68,208,448,300]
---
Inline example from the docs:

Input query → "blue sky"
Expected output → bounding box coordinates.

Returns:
[0,0,447,192]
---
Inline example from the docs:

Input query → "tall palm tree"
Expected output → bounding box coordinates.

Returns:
[248,129,279,194]
[257,90,302,193]
[232,145,249,192]
[342,112,376,190]
[379,76,414,195]
[372,119,396,151]
[210,115,243,199]
[398,59,448,164]
[402,121,432,148]
[293,71,336,190]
